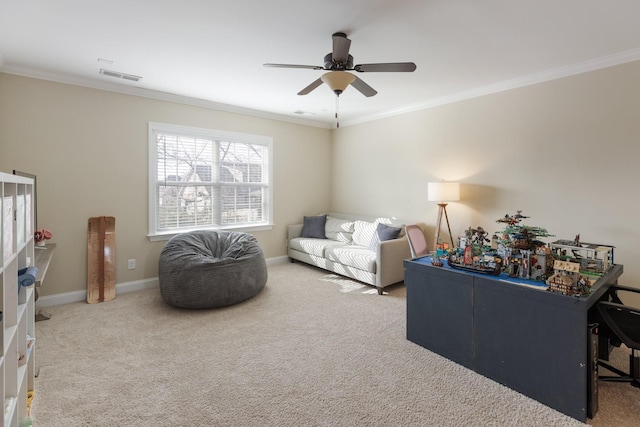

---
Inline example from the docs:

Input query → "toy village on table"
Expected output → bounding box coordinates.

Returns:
[432,211,615,296]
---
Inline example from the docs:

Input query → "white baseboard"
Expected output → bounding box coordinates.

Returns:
[36,256,288,308]
[36,277,159,309]
[266,255,289,265]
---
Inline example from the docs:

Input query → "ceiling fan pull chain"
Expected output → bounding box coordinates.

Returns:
[335,95,340,128]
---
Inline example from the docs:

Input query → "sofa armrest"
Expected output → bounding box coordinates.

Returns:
[287,224,303,241]
[376,236,412,287]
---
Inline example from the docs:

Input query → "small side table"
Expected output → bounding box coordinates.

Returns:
[34,243,56,321]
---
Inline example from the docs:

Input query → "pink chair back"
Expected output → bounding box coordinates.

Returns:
[405,225,429,258]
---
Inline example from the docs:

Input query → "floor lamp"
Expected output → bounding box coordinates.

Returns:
[428,182,460,251]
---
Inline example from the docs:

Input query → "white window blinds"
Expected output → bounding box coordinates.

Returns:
[149,122,272,236]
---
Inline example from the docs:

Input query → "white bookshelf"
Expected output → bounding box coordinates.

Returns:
[1,171,35,426]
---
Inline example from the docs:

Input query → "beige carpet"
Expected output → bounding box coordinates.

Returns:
[32,262,640,426]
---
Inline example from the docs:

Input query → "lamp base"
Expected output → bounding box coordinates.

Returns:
[434,203,455,251]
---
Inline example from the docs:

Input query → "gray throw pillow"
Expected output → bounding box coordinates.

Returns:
[369,223,402,251]
[301,214,327,238]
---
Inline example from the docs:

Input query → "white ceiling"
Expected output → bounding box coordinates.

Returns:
[2,0,640,128]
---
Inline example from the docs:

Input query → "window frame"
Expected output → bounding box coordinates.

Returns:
[148,122,273,241]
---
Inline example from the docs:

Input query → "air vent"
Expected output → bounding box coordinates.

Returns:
[294,110,316,116]
[99,68,142,82]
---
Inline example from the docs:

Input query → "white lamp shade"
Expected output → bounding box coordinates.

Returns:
[428,182,460,202]
[321,71,356,93]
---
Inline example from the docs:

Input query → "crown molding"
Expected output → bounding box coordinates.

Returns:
[340,47,640,128]
[3,47,640,130]
[0,66,332,129]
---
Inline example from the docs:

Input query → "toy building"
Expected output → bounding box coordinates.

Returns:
[549,238,614,276]
[497,246,553,280]
[546,260,592,296]
[494,211,554,281]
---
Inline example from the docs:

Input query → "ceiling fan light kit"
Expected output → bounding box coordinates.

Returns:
[321,71,355,95]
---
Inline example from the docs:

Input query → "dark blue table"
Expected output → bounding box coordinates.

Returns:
[404,256,623,422]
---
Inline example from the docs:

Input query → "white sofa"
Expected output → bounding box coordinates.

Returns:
[287,213,412,294]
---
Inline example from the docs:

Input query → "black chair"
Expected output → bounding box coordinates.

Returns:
[596,285,640,388]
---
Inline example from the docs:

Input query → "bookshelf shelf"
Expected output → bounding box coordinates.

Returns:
[1,171,36,426]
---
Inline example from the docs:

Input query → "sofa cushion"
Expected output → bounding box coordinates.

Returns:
[352,220,378,247]
[325,245,377,273]
[289,237,347,257]
[325,216,355,242]
[301,214,327,239]
[368,223,403,251]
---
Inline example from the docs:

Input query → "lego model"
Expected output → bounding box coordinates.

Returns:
[549,235,614,277]
[445,211,616,290]
[447,226,503,275]
[495,211,554,280]
[546,260,592,296]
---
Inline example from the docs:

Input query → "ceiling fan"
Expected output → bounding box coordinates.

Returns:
[264,32,417,98]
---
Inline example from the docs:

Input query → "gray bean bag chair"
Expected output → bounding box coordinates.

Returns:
[158,230,267,309]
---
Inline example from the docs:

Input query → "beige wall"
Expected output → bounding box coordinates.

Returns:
[2,59,639,297]
[331,60,640,288]
[0,74,332,296]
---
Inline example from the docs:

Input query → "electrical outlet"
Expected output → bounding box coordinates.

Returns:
[128,259,136,270]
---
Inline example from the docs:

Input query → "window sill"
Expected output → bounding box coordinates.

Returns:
[147,223,275,242]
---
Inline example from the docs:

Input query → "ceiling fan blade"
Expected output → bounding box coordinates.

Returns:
[332,32,351,63]
[297,78,324,95]
[353,62,417,72]
[351,76,377,97]
[264,63,324,70]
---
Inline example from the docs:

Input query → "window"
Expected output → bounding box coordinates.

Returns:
[148,122,273,239]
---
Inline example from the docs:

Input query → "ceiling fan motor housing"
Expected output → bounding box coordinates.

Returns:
[324,53,353,70]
